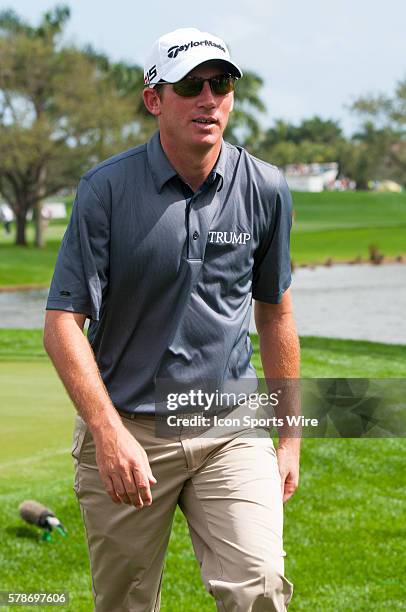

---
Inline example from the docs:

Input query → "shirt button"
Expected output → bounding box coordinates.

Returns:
[192,231,199,240]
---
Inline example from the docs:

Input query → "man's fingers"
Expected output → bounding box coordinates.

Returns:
[103,475,122,504]
[282,473,299,504]
[283,483,295,503]
[276,446,300,504]
[96,434,156,507]
[101,466,153,508]
[280,474,289,500]
[146,459,157,485]
[145,457,157,485]
[120,471,144,507]
[132,467,153,506]
[283,487,296,503]
[278,466,288,496]
[149,473,157,485]
[110,473,132,505]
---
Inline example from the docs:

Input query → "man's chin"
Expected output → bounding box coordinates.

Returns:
[189,133,221,150]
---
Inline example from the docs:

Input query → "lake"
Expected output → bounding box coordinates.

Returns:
[0,263,405,345]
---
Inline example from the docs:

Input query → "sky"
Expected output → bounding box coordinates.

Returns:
[3,0,405,135]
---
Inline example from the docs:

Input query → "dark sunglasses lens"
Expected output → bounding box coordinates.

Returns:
[173,75,236,97]
[173,80,203,97]
[211,76,236,95]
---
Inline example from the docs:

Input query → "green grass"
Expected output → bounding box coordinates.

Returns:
[292,191,406,231]
[291,190,406,265]
[2,330,405,376]
[292,226,406,265]
[0,241,60,286]
[0,330,405,610]
[254,335,406,378]
[1,191,406,286]
[0,329,49,361]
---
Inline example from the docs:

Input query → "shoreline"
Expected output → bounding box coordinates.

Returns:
[292,254,405,271]
[0,284,49,293]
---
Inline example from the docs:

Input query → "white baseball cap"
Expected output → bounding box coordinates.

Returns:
[144,27,243,87]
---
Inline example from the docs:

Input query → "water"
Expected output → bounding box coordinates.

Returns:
[0,264,405,344]
[250,263,406,345]
[0,288,49,329]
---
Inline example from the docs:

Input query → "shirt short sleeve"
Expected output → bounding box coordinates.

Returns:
[46,177,110,321]
[252,169,293,304]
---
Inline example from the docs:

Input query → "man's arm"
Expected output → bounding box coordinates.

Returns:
[43,310,156,508]
[254,288,300,503]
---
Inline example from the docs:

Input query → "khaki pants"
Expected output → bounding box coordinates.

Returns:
[72,411,293,611]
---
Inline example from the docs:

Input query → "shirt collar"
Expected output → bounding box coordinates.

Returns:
[147,130,228,193]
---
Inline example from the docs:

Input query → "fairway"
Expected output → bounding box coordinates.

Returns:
[291,190,406,265]
[292,191,406,231]
[0,331,405,610]
[1,191,406,286]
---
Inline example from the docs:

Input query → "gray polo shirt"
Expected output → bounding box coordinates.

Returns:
[46,130,292,414]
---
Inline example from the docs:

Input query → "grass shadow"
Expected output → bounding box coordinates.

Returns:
[6,524,40,540]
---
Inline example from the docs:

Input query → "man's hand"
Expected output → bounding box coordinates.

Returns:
[276,441,300,503]
[93,425,157,508]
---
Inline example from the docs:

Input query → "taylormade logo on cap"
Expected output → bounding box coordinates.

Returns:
[144,27,242,87]
[167,40,226,59]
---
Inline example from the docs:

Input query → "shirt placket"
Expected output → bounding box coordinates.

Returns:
[186,176,220,261]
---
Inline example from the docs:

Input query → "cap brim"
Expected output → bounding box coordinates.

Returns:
[163,56,242,83]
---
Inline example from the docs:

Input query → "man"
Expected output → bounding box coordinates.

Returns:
[44,27,300,612]
[0,203,12,234]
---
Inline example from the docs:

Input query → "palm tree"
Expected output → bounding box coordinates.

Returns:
[224,70,266,150]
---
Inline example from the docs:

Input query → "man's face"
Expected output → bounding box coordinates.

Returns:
[148,61,234,151]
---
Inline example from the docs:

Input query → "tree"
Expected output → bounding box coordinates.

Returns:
[350,78,406,186]
[0,6,149,246]
[260,116,343,148]
[256,116,344,167]
[294,116,343,145]
[224,70,266,148]
[0,7,270,247]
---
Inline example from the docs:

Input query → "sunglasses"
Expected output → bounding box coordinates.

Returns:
[169,74,237,97]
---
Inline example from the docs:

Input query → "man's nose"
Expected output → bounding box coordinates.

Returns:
[196,80,216,107]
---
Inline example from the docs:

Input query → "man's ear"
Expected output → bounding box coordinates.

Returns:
[143,88,162,117]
